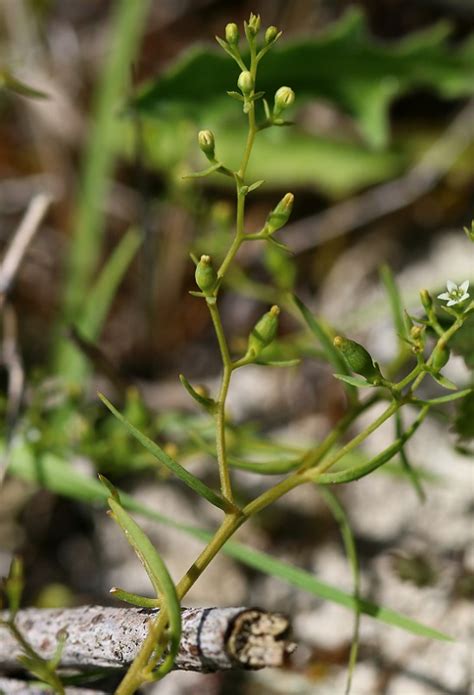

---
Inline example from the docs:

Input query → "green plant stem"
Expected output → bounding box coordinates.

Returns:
[410,313,467,392]
[206,301,234,504]
[300,393,381,471]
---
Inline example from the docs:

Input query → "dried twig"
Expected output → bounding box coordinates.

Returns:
[0,679,107,695]
[0,606,295,673]
[0,192,53,302]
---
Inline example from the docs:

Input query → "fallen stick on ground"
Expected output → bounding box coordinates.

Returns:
[0,679,107,695]
[0,606,295,673]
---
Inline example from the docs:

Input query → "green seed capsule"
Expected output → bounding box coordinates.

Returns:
[247,305,280,357]
[431,341,450,372]
[265,193,294,234]
[195,255,217,295]
[225,22,239,45]
[333,336,380,380]
[237,70,254,96]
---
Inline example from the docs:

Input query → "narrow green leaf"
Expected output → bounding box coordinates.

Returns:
[416,388,472,405]
[179,374,216,412]
[430,373,458,390]
[379,264,410,346]
[182,162,222,179]
[334,374,373,388]
[8,442,451,641]
[254,358,300,368]
[98,393,230,512]
[319,489,360,694]
[110,587,160,608]
[311,406,429,485]
[107,498,181,676]
[79,228,142,340]
[294,296,357,403]
[221,539,452,642]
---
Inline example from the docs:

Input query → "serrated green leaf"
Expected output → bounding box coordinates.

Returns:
[98,394,230,512]
[7,441,451,641]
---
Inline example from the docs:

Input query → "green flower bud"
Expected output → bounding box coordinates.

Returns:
[431,341,450,373]
[237,70,254,96]
[198,129,215,159]
[225,22,239,45]
[246,12,261,37]
[265,193,294,234]
[195,255,217,295]
[334,336,380,380]
[247,305,280,357]
[420,289,432,313]
[265,26,279,44]
[273,86,295,116]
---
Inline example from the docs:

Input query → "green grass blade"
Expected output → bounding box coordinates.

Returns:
[293,295,357,403]
[379,264,410,347]
[7,442,451,641]
[55,0,151,382]
[107,497,181,676]
[98,394,229,512]
[395,411,425,503]
[311,405,429,485]
[79,228,142,340]
[319,489,360,695]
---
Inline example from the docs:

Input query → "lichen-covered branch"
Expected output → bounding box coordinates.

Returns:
[0,606,295,673]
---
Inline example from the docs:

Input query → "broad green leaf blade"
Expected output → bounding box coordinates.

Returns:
[379,264,410,347]
[79,228,142,340]
[7,442,451,641]
[334,374,373,388]
[294,296,357,403]
[107,498,181,674]
[134,9,474,148]
[98,394,229,512]
[319,489,360,695]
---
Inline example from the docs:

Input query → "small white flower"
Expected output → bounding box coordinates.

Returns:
[437,280,470,307]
